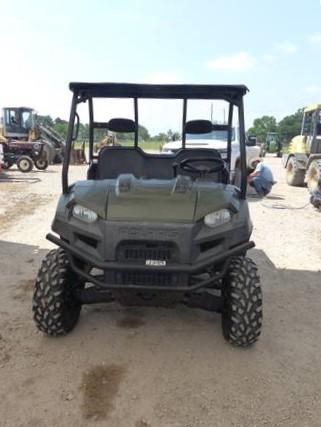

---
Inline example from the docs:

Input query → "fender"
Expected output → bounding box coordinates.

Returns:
[283,153,308,170]
[306,154,321,169]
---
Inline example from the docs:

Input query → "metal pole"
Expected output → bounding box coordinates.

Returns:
[182,99,187,148]
[134,98,138,147]
[227,103,233,172]
[88,97,94,161]
[62,92,77,193]
[238,99,247,199]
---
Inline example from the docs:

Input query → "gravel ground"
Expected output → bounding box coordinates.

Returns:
[0,157,320,427]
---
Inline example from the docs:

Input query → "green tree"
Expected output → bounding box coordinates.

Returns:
[167,129,173,140]
[277,109,304,143]
[78,123,89,141]
[172,131,181,141]
[53,117,69,138]
[248,116,277,143]
[37,114,54,128]
[114,124,150,143]
[138,125,150,141]
[151,132,168,141]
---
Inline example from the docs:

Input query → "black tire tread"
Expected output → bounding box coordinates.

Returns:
[286,156,305,186]
[306,159,321,193]
[17,155,33,173]
[34,159,49,170]
[222,256,262,347]
[32,248,81,336]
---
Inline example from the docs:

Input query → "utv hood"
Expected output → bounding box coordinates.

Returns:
[69,174,240,223]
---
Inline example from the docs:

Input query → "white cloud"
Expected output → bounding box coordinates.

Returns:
[262,53,276,63]
[305,85,321,94]
[275,41,297,55]
[308,32,321,44]
[206,51,256,72]
[144,71,182,84]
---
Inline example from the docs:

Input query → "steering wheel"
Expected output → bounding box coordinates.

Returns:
[177,157,226,177]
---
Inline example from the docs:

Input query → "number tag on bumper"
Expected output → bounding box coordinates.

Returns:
[145,260,167,266]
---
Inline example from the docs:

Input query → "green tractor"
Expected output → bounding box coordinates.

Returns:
[32,82,263,347]
[261,132,282,157]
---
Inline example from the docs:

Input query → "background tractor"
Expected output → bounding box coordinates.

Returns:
[262,132,282,157]
[0,107,65,171]
[283,104,321,192]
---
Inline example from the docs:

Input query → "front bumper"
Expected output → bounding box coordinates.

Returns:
[47,233,254,292]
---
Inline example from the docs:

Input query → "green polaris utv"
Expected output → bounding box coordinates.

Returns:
[33,83,263,347]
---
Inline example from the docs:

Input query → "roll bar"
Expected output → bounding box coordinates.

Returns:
[62,83,248,198]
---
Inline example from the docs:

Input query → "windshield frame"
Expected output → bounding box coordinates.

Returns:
[62,83,248,198]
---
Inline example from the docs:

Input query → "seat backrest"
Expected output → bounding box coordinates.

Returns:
[98,146,177,179]
[97,146,227,183]
[98,146,145,179]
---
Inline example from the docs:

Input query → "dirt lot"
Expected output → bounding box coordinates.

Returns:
[0,157,320,427]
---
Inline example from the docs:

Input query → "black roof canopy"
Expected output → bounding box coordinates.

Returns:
[69,82,248,102]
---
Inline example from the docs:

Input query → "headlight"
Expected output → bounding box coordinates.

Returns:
[204,209,231,228]
[72,204,97,223]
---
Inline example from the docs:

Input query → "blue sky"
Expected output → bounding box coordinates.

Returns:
[1,0,321,133]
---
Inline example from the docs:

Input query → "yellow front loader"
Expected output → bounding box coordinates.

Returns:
[283,104,321,192]
[0,107,65,165]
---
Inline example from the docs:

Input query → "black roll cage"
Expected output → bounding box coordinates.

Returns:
[63,82,249,198]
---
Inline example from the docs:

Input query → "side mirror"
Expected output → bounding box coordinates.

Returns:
[72,113,80,141]
[246,135,257,146]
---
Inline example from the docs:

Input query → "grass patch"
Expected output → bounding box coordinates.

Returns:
[74,139,164,152]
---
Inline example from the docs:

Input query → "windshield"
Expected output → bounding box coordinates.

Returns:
[186,129,235,141]
[22,110,34,129]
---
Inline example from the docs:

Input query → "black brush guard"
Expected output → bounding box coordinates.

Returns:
[46,233,254,293]
[47,233,254,311]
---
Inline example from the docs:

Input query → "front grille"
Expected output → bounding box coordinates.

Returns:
[120,271,176,286]
[117,241,176,263]
[115,241,181,287]
[124,247,171,262]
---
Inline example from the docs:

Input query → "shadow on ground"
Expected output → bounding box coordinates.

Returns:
[0,240,321,426]
[0,172,41,184]
[0,238,319,338]
[77,247,321,341]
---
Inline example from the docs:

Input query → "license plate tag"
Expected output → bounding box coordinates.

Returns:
[145,259,166,266]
